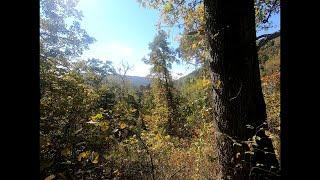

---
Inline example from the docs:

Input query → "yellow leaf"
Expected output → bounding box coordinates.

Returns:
[92,152,99,164]
[99,122,109,131]
[78,151,90,161]
[164,2,173,12]
[45,175,55,180]
[119,122,127,129]
[216,80,222,88]
[91,113,103,121]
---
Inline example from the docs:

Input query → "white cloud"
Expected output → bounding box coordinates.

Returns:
[128,62,152,77]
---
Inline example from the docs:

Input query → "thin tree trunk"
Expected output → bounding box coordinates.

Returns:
[204,0,279,179]
[137,135,156,180]
[163,68,175,129]
[160,59,175,132]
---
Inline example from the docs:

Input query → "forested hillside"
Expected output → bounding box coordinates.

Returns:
[107,75,151,87]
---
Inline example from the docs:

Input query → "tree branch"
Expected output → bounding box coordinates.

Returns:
[262,0,279,24]
[168,165,186,179]
[256,31,280,40]
[256,31,280,50]
[175,0,185,8]
[179,29,280,52]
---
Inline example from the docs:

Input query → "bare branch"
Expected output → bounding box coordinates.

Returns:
[168,165,187,179]
[256,31,280,50]
[256,31,280,40]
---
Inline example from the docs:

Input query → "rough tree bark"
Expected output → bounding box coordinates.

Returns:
[204,0,280,179]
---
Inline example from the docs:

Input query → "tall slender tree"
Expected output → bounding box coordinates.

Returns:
[143,30,177,133]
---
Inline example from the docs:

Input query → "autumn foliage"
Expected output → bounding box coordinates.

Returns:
[40,0,280,179]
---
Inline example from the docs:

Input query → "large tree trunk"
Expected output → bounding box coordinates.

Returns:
[204,0,279,179]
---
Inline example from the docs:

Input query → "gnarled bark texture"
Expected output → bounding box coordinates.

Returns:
[204,0,280,179]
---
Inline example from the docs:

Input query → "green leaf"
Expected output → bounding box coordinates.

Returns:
[164,2,173,13]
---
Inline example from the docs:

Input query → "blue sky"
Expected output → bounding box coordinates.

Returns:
[77,0,279,78]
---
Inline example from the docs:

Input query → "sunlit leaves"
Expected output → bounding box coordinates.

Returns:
[78,151,91,161]
[40,0,95,59]
[91,113,103,121]
[139,0,279,66]
[119,122,127,129]
[164,2,173,13]
[91,152,99,164]
[91,121,110,131]
[259,38,280,161]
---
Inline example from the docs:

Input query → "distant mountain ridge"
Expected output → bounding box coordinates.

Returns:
[126,75,151,86]
[106,73,196,87]
[107,69,201,87]
[107,75,151,87]
[174,68,203,86]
